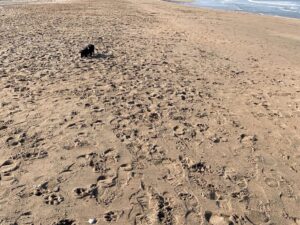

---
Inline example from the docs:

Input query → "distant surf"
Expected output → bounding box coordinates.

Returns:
[178,0,300,18]
[0,0,69,5]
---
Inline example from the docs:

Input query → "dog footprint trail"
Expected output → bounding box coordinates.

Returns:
[128,185,154,225]
[126,182,179,225]
[156,159,204,224]
[252,155,300,223]
[67,126,134,206]
[94,17,261,224]
[74,148,123,206]
[175,153,257,224]
[178,191,202,225]
[104,62,204,169]
[245,126,300,223]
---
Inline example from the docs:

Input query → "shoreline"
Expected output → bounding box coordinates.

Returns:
[164,0,300,19]
[1,0,300,224]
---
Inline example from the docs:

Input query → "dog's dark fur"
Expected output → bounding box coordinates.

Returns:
[80,44,95,58]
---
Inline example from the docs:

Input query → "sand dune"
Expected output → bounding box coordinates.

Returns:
[0,0,300,224]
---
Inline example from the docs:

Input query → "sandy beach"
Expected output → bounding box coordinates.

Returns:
[0,0,300,224]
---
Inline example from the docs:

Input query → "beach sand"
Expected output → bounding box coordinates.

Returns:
[0,0,300,224]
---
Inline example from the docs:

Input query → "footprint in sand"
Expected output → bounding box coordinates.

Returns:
[145,144,167,165]
[6,136,20,147]
[52,219,75,225]
[97,174,117,188]
[204,211,235,225]
[244,210,270,224]
[128,185,153,224]
[104,210,123,222]
[264,177,279,188]
[44,193,64,205]
[178,192,201,224]
[73,184,98,199]
[0,159,20,185]
[239,134,258,146]
[150,192,175,225]
[97,187,120,206]
[12,149,48,161]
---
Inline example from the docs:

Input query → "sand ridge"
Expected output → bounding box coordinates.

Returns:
[0,0,300,224]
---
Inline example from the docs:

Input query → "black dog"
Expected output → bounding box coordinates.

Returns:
[80,44,95,58]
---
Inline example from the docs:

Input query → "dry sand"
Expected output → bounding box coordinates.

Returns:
[0,0,300,224]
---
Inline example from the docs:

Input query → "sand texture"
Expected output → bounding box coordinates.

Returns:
[0,0,300,224]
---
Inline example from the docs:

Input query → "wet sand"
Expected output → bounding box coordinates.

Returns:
[0,0,300,224]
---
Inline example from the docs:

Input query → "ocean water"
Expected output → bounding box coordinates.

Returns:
[183,0,300,18]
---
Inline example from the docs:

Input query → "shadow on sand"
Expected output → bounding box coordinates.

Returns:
[92,52,114,59]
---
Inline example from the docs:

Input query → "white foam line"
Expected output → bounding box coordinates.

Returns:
[248,0,298,7]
